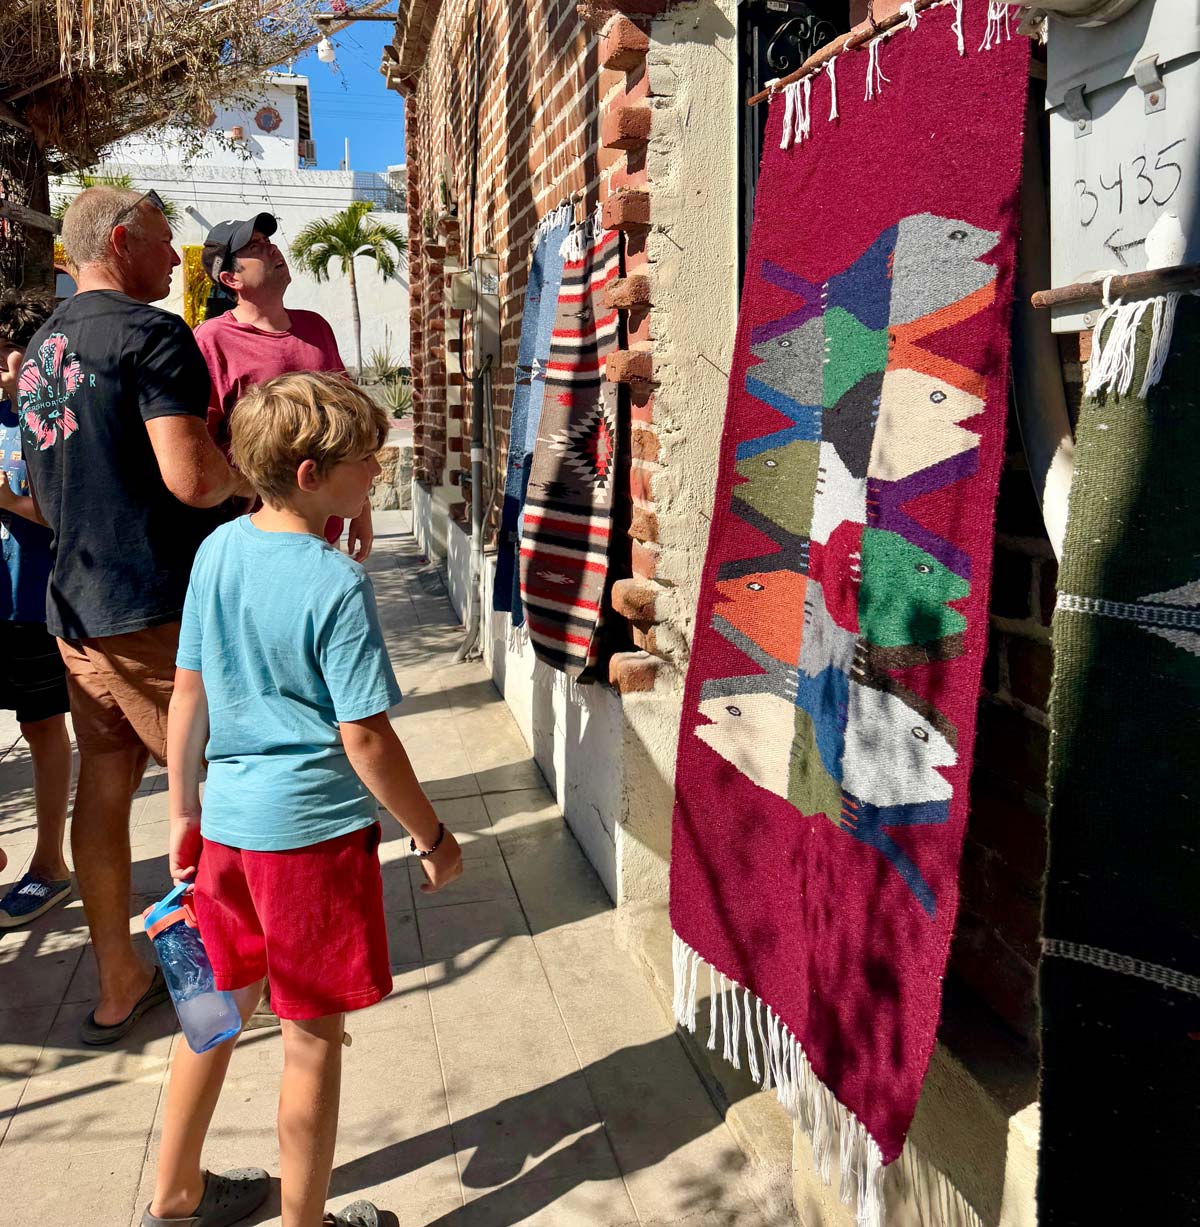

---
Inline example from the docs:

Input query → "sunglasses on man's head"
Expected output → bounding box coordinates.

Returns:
[111,189,167,230]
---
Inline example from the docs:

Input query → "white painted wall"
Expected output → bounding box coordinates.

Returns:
[109,74,314,172]
[54,75,410,371]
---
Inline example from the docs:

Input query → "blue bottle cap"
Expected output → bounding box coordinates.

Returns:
[144,880,192,935]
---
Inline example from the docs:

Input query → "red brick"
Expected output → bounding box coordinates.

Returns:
[632,624,658,653]
[602,189,650,231]
[625,308,651,348]
[628,464,654,505]
[607,349,653,385]
[967,772,1048,879]
[609,650,660,693]
[1007,636,1053,711]
[630,428,658,462]
[611,577,658,623]
[604,274,651,309]
[631,539,659,580]
[947,909,1038,1042]
[974,701,1050,793]
[629,506,658,542]
[601,105,651,150]
[599,16,648,71]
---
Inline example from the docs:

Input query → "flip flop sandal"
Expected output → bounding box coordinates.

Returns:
[324,1202,380,1227]
[141,1167,270,1227]
[81,966,171,1046]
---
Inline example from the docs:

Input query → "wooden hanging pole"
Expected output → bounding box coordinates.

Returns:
[1031,263,1200,310]
[746,0,945,106]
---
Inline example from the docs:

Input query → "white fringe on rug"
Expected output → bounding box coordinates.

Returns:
[776,0,988,154]
[534,201,573,251]
[979,0,1011,50]
[1084,285,1181,400]
[672,931,887,1227]
[560,201,605,262]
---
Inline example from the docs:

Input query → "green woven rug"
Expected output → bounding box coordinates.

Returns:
[1040,295,1200,1225]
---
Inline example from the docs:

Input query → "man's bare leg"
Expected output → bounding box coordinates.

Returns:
[23,714,72,882]
[72,742,152,1025]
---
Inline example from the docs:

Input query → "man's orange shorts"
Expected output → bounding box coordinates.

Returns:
[57,621,180,763]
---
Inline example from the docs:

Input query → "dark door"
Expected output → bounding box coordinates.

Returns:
[737,0,846,292]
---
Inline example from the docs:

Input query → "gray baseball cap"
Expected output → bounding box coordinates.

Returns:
[202,213,278,281]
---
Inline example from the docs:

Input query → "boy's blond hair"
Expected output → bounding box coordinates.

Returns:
[231,371,389,505]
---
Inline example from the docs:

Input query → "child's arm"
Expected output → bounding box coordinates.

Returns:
[341,712,463,893]
[167,667,210,884]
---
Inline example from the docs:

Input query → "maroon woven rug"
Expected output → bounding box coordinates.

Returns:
[669,7,1028,1218]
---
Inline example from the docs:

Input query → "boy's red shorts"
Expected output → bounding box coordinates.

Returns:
[193,823,392,1020]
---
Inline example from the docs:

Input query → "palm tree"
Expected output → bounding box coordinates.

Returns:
[53,172,180,228]
[289,200,407,376]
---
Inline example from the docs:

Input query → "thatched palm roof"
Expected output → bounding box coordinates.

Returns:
[0,1,332,169]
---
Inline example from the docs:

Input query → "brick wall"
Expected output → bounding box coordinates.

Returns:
[394,0,640,527]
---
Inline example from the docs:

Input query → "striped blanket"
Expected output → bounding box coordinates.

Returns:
[494,205,572,626]
[519,224,622,675]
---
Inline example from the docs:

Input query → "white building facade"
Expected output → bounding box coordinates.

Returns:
[52,72,410,372]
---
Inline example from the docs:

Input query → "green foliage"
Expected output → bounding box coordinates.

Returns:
[380,378,413,420]
[289,201,408,284]
[53,172,181,230]
[364,344,403,385]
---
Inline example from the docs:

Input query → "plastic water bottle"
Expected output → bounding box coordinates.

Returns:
[144,882,242,1054]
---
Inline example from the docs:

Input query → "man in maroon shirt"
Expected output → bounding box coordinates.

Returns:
[195,213,374,559]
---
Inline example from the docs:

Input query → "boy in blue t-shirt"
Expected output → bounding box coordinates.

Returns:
[0,292,72,927]
[143,371,462,1227]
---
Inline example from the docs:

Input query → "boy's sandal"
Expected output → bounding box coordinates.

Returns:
[80,966,171,1046]
[324,1201,380,1227]
[0,872,72,928]
[141,1167,270,1227]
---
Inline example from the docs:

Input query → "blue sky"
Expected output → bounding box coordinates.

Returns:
[285,22,406,172]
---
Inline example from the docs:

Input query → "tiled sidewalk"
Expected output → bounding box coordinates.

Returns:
[0,513,779,1226]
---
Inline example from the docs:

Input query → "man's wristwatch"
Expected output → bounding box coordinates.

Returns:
[410,822,446,858]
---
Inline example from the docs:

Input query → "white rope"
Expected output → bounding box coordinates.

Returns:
[780,80,795,150]
[826,56,839,121]
[898,0,918,29]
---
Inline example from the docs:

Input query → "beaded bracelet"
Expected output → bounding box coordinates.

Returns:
[410,821,446,858]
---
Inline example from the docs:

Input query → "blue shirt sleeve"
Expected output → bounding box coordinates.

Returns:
[176,575,202,671]
[319,577,402,722]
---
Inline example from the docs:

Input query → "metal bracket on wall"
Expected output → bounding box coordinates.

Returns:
[1133,54,1165,113]
[1063,84,1092,137]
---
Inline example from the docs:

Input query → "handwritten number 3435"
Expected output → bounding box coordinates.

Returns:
[1075,139,1186,226]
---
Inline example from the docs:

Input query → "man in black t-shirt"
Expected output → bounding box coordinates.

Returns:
[21,186,252,1045]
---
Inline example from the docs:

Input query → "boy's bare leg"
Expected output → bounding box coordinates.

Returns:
[23,714,71,881]
[72,743,151,1024]
[150,980,266,1219]
[279,1012,345,1227]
